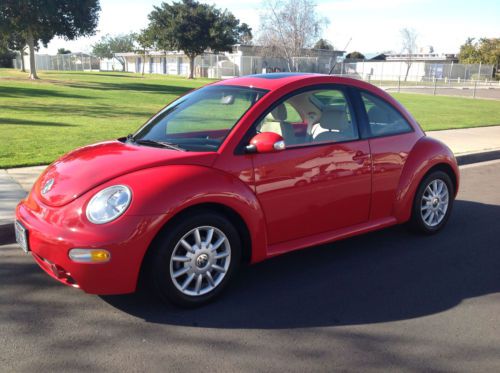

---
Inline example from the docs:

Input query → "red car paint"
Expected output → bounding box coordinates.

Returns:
[16,74,459,295]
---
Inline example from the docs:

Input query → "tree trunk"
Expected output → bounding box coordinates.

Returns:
[27,31,38,80]
[188,55,195,79]
[20,47,26,72]
[404,62,411,82]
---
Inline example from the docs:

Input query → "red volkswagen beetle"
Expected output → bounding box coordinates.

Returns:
[16,73,459,307]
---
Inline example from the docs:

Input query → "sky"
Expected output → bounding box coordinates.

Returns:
[41,0,500,55]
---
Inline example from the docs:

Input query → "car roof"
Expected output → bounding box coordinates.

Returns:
[212,73,326,90]
[212,73,377,92]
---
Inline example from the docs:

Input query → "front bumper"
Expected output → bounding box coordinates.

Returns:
[16,195,164,295]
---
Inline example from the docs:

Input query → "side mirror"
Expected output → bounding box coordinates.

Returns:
[246,132,285,154]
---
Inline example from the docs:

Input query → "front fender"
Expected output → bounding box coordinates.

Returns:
[111,165,268,263]
[393,136,459,223]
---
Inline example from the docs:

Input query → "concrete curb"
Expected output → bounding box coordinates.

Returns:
[1,149,500,246]
[455,149,500,166]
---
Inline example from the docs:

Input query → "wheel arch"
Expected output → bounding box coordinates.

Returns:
[422,162,458,195]
[393,136,459,223]
[137,201,254,288]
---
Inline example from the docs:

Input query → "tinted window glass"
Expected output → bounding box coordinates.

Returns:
[361,92,412,137]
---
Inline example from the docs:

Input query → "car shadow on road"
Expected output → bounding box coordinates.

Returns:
[102,199,500,329]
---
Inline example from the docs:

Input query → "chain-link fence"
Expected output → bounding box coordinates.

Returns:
[332,60,495,82]
[12,53,101,71]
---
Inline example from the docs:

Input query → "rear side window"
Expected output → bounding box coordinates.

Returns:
[361,92,412,137]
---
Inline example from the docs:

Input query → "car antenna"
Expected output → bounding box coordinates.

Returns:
[329,37,352,75]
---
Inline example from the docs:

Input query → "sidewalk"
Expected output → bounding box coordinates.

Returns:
[0,170,28,242]
[427,126,500,155]
[1,125,500,243]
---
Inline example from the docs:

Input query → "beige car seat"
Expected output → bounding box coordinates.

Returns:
[259,104,287,136]
[311,107,354,142]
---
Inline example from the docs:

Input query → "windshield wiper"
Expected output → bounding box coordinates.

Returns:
[134,139,186,151]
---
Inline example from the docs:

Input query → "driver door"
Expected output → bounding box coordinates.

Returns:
[250,87,372,245]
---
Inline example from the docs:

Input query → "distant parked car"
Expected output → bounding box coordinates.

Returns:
[16,73,459,307]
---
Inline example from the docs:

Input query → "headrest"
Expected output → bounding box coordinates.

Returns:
[271,104,287,121]
[320,108,348,130]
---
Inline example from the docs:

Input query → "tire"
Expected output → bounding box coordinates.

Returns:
[149,210,241,308]
[409,170,455,234]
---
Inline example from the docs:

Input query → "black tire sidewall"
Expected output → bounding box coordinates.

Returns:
[150,211,241,307]
[411,171,454,234]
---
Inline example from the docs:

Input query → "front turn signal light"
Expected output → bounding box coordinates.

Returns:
[69,248,111,263]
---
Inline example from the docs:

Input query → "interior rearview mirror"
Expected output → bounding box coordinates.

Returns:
[220,94,235,105]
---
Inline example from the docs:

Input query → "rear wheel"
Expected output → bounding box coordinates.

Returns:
[150,211,241,307]
[409,171,454,234]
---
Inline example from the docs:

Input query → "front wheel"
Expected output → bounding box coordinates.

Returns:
[409,171,455,234]
[149,211,241,307]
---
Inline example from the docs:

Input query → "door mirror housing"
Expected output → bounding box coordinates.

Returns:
[246,132,285,154]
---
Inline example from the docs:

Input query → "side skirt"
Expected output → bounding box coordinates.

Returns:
[266,217,398,258]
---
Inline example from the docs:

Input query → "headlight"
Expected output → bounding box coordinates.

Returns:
[86,185,132,224]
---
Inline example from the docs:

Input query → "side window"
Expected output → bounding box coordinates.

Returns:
[361,92,412,137]
[256,88,358,147]
[257,101,302,139]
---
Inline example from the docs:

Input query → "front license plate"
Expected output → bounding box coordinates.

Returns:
[15,221,30,253]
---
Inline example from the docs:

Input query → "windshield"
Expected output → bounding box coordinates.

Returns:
[133,85,268,151]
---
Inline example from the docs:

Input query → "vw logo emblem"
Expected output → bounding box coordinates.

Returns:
[195,253,209,268]
[41,178,54,195]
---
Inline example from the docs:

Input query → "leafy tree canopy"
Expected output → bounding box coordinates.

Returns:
[314,39,334,50]
[0,0,101,79]
[148,0,251,78]
[92,34,136,59]
[345,51,365,59]
[57,48,72,55]
[459,37,500,67]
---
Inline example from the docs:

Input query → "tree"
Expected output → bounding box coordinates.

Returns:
[92,34,135,71]
[258,0,328,72]
[135,28,155,76]
[238,23,253,45]
[400,28,418,81]
[148,0,252,79]
[0,31,27,71]
[314,39,334,50]
[0,39,16,68]
[57,48,71,55]
[345,51,365,60]
[459,37,500,68]
[0,1,101,80]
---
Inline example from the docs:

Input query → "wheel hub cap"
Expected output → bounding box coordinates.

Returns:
[169,226,231,297]
[421,179,449,227]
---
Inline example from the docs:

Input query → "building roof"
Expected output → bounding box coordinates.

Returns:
[385,53,458,61]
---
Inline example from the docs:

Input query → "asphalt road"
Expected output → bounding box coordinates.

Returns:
[1,161,500,372]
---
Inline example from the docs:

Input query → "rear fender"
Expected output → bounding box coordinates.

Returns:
[393,136,459,222]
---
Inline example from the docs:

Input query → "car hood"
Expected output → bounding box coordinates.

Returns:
[34,140,217,207]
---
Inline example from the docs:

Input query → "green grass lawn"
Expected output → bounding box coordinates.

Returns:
[1,68,500,168]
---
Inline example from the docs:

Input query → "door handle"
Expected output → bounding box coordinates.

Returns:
[352,151,369,164]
